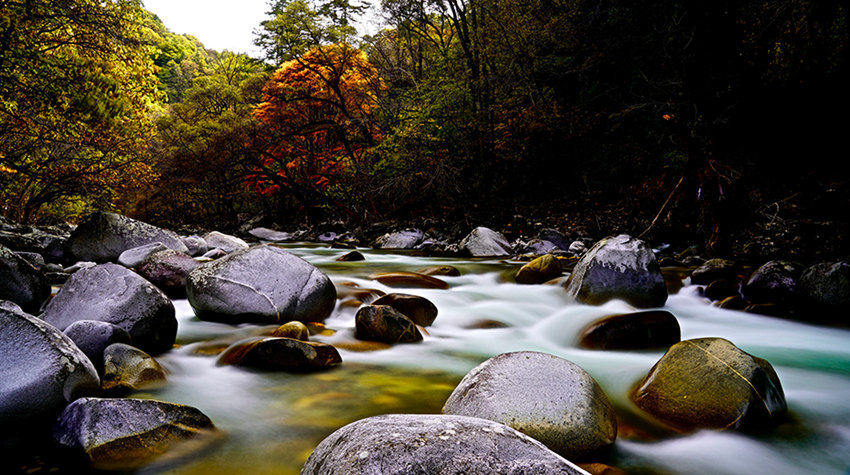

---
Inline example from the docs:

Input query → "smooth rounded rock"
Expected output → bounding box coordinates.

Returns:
[53,397,216,471]
[355,305,423,343]
[564,235,667,308]
[101,343,167,395]
[690,259,742,285]
[136,249,201,298]
[42,263,177,355]
[217,337,341,371]
[337,250,365,261]
[64,211,187,263]
[270,321,310,340]
[186,245,336,324]
[248,227,293,242]
[0,307,100,427]
[416,265,461,277]
[371,293,438,326]
[443,351,617,460]
[800,261,850,312]
[373,229,424,249]
[632,337,787,432]
[63,320,132,373]
[516,254,563,284]
[117,242,168,269]
[742,260,799,306]
[181,235,209,256]
[458,226,512,257]
[202,231,249,254]
[0,243,50,314]
[578,310,680,350]
[302,413,588,475]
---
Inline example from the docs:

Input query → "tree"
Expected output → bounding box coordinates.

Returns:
[250,43,384,217]
[0,0,160,223]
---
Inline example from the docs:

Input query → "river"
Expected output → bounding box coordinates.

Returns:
[142,243,850,474]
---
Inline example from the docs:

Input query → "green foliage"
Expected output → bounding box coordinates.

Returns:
[0,0,162,223]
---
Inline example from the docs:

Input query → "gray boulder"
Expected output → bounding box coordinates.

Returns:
[0,243,50,314]
[564,235,667,308]
[202,231,249,254]
[136,249,201,297]
[459,227,512,257]
[301,413,589,475]
[186,245,335,324]
[0,306,99,426]
[181,235,208,256]
[800,261,850,312]
[248,227,293,242]
[42,263,176,354]
[373,229,424,249]
[742,260,800,306]
[443,351,617,460]
[117,242,168,268]
[53,397,216,471]
[64,211,187,263]
[63,320,132,373]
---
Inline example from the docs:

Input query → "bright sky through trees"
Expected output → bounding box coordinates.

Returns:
[143,0,269,57]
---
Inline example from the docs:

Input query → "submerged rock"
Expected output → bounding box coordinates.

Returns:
[355,305,423,343]
[64,211,187,263]
[443,351,617,460]
[217,336,341,371]
[0,243,50,314]
[632,337,786,432]
[564,235,667,308]
[42,263,177,355]
[459,226,512,257]
[53,397,216,471]
[0,306,100,427]
[368,271,449,289]
[578,311,680,350]
[337,250,365,261]
[416,265,461,277]
[186,245,336,324]
[302,413,588,474]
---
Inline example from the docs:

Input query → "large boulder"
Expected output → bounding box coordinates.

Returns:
[64,211,187,263]
[216,336,342,371]
[186,245,336,324]
[632,337,786,432]
[459,226,512,257]
[373,229,424,249]
[0,243,50,314]
[53,397,216,471]
[301,414,589,474]
[443,351,617,460]
[0,306,100,428]
[41,263,177,355]
[564,235,667,308]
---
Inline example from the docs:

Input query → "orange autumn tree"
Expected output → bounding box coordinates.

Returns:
[250,43,384,213]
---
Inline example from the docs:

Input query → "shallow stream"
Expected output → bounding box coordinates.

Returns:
[143,244,850,474]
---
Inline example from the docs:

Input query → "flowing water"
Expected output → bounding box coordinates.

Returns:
[138,244,850,474]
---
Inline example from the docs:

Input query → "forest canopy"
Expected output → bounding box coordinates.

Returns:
[1,0,847,251]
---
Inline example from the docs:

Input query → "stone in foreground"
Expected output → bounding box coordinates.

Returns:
[42,263,176,355]
[443,351,617,460]
[564,234,667,308]
[186,245,336,324]
[53,397,216,471]
[0,306,99,427]
[632,337,786,432]
[301,413,589,475]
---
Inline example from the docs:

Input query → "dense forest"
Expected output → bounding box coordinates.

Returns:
[2,0,848,256]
